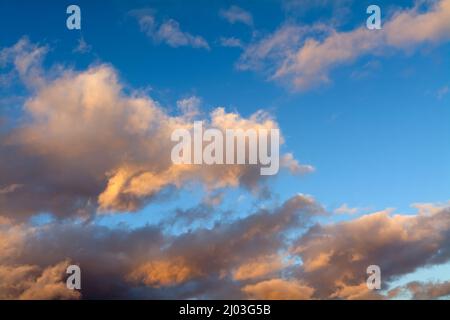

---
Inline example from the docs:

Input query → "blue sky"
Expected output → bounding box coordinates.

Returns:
[1,0,450,299]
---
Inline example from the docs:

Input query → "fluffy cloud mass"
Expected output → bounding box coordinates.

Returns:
[239,0,450,90]
[1,194,449,299]
[0,194,324,299]
[292,206,450,299]
[0,38,308,221]
[1,35,449,300]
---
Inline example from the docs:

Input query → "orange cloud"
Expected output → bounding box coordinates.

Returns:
[0,38,309,220]
[0,260,80,300]
[233,254,289,281]
[127,258,201,287]
[242,278,315,300]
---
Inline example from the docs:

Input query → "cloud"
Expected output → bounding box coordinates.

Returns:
[127,258,201,288]
[232,254,290,281]
[202,191,224,207]
[242,278,315,299]
[281,153,315,175]
[157,20,210,49]
[220,6,253,26]
[0,260,80,300]
[1,188,450,299]
[145,194,323,294]
[176,95,201,118]
[2,36,449,300]
[0,37,47,88]
[238,23,311,73]
[239,0,450,90]
[0,38,305,220]
[334,203,360,215]
[132,10,209,49]
[329,282,382,300]
[219,37,244,48]
[391,280,450,299]
[0,194,323,299]
[384,0,450,47]
[73,37,92,54]
[292,206,450,298]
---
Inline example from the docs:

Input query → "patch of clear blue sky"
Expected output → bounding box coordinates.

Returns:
[2,1,450,285]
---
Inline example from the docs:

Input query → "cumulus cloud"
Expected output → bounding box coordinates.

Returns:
[239,0,450,90]
[0,194,323,299]
[334,203,361,215]
[281,153,315,175]
[220,6,253,26]
[1,186,449,299]
[0,260,80,300]
[292,206,450,298]
[2,36,449,300]
[132,10,209,49]
[0,38,306,221]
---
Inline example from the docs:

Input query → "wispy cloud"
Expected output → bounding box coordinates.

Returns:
[239,0,450,90]
[0,184,22,195]
[437,85,449,99]
[131,9,209,49]
[1,190,450,299]
[73,36,92,54]
[220,6,253,26]
[176,95,201,118]
[334,204,359,215]
[219,37,244,48]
